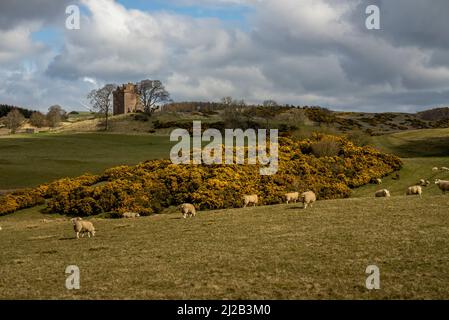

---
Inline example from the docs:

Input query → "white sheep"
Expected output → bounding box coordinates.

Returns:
[435,179,449,193]
[419,179,431,187]
[122,212,140,219]
[375,189,391,198]
[284,192,299,204]
[300,191,316,209]
[71,217,96,239]
[243,194,258,207]
[406,185,422,198]
[0,226,2,231]
[432,167,439,172]
[441,167,449,171]
[179,203,196,218]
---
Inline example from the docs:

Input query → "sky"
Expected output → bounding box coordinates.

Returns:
[1,0,449,112]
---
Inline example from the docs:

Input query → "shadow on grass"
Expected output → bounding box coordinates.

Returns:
[58,237,74,241]
[389,136,449,157]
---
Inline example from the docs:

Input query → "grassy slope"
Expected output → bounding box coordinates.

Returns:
[352,128,449,198]
[1,195,449,299]
[1,126,449,299]
[0,133,173,190]
[371,128,449,158]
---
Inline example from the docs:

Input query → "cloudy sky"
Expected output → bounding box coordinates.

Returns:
[1,0,449,112]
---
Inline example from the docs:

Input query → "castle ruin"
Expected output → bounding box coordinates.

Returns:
[113,83,144,115]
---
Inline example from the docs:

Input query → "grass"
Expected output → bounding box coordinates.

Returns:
[1,195,449,299]
[351,128,449,197]
[2,124,449,299]
[371,128,449,158]
[351,157,449,198]
[0,133,173,190]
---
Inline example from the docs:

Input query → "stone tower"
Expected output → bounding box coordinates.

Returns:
[113,83,144,115]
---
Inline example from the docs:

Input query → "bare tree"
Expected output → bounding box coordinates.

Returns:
[87,84,116,130]
[221,97,246,107]
[46,105,66,128]
[221,96,234,106]
[30,111,47,127]
[4,109,25,134]
[137,80,170,114]
[263,100,278,107]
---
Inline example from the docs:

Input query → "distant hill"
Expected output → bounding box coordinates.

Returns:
[49,103,449,137]
[417,107,449,121]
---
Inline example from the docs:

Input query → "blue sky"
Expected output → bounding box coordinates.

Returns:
[117,0,252,20]
[31,0,252,57]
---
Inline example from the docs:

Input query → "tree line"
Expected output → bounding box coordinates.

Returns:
[0,105,67,134]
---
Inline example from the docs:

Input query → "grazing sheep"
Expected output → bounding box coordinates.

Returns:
[375,189,391,198]
[122,212,140,219]
[441,167,449,171]
[371,178,382,185]
[406,186,423,198]
[435,179,449,193]
[179,203,196,218]
[432,167,439,172]
[0,226,2,231]
[284,192,299,204]
[419,179,431,187]
[71,217,96,239]
[243,194,259,208]
[300,191,316,209]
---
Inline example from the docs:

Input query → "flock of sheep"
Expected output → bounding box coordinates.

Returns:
[2,167,448,239]
[66,191,317,238]
[374,166,449,199]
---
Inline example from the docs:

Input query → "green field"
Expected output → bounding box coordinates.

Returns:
[0,133,173,190]
[371,128,449,158]
[1,126,449,299]
[351,128,449,197]
[1,195,449,299]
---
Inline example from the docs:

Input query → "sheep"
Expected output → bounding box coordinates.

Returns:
[419,179,431,187]
[371,178,382,185]
[392,173,400,180]
[435,179,449,193]
[406,186,422,198]
[0,226,2,231]
[243,194,258,208]
[284,192,299,204]
[71,217,96,239]
[432,167,439,172]
[441,167,449,171]
[300,191,316,209]
[375,189,391,198]
[179,203,196,218]
[122,212,140,219]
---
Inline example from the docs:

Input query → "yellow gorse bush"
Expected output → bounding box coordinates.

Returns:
[0,135,402,216]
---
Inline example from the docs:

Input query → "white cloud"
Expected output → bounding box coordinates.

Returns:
[0,23,45,65]
[1,0,449,112]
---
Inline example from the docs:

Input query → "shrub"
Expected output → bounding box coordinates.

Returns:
[311,137,341,157]
[0,135,402,216]
[30,112,47,127]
